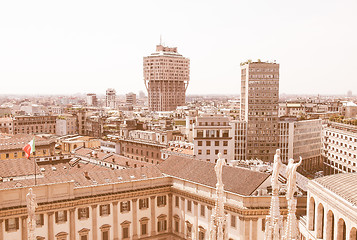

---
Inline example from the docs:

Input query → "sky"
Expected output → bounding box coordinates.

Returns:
[0,0,356,96]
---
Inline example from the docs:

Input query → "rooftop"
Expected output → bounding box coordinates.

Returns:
[314,173,357,206]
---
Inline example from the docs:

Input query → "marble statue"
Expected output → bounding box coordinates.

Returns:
[271,149,282,190]
[214,153,224,186]
[285,157,302,201]
[26,188,38,240]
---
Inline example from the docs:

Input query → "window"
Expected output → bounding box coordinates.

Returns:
[102,231,109,240]
[36,214,44,227]
[215,141,219,146]
[231,215,236,228]
[174,215,180,233]
[157,218,167,232]
[175,196,180,208]
[198,141,202,146]
[100,224,111,240]
[224,149,228,155]
[198,149,202,155]
[120,201,131,213]
[5,218,19,232]
[100,204,110,216]
[141,223,147,235]
[187,200,192,212]
[122,226,129,239]
[139,198,149,209]
[55,210,67,223]
[186,222,192,238]
[78,207,89,220]
[157,195,167,207]
[200,205,205,217]
[78,228,90,240]
[199,227,206,240]
[206,141,211,146]
[206,150,210,155]
[215,150,219,155]
[223,141,228,146]
[140,217,149,236]
[5,153,9,158]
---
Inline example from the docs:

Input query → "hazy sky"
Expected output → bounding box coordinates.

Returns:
[0,0,356,96]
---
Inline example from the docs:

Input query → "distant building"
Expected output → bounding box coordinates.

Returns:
[322,121,357,175]
[13,116,57,134]
[231,120,247,160]
[240,61,280,161]
[193,115,233,163]
[144,44,190,111]
[86,93,98,106]
[126,92,137,105]
[56,114,78,136]
[106,88,116,108]
[0,118,13,134]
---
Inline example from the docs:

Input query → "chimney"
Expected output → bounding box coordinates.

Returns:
[84,171,90,179]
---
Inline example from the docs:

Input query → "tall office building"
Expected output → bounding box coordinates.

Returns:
[106,88,116,108]
[240,61,279,161]
[144,44,190,112]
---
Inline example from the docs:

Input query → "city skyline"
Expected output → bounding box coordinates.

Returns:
[0,0,356,96]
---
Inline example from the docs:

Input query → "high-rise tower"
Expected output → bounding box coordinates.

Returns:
[240,61,279,161]
[106,88,116,108]
[144,44,190,112]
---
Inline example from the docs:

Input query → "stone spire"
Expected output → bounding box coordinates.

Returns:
[26,188,37,240]
[209,153,228,240]
[264,149,284,240]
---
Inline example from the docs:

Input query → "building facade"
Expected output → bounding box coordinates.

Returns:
[193,115,233,163]
[13,116,57,135]
[322,121,357,175]
[86,93,98,107]
[240,61,280,162]
[126,93,137,106]
[279,118,322,173]
[144,45,190,112]
[231,120,247,160]
[56,115,78,136]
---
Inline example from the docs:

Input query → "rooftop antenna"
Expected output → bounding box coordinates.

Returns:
[160,35,162,45]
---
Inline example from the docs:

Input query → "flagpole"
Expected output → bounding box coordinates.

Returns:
[33,155,37,186]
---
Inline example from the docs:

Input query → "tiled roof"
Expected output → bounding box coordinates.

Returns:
[314,173,357,206]
[74,148,154,168]
[0,158,41,178]
[0,134,54,151]
[158,155,270,196]
[0,161,163,190]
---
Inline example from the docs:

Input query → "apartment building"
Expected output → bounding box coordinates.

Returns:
[193,115,233,163]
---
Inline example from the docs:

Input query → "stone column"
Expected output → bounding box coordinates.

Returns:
[21,216,27,240]
[239,216,250,240]
[194,201,198,240]
[251,218,258,240]
[113,202,119,240]
[0,219,3,240]
[48,212,54,240]
[132,199,138,239]
[180,197,185,237]
[69,208,76,240]
[91,205,98,240]
[168,194,173,233]
[150,196,156,236]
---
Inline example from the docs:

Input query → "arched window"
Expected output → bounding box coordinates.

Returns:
[350,227,357,240]
[326,210,335,240]
[337,218,346,240]
[316,203,324,239]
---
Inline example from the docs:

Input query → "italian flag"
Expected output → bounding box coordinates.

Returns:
[23,138,35,159]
